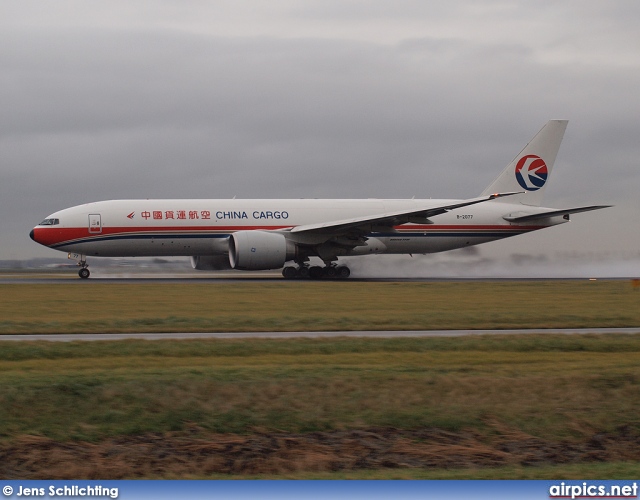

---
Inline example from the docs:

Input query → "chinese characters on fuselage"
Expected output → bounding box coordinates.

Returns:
[137,210,289,221]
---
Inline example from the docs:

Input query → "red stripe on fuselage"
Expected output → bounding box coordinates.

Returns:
[32,223,546,248]
[32,225,292,247]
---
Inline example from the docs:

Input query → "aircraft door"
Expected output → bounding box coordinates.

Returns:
[88,214,102,234]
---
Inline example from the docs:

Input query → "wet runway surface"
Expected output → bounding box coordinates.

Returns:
[1,328,639,342]
[0,273,628,285]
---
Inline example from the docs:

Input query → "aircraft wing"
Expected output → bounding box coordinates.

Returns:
[290,192,521,235]
[503,205,611,222]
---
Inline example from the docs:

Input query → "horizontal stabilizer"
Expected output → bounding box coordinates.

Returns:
[503,205,611,222]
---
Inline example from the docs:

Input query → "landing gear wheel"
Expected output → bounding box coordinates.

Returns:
[78,268,90,279]
[282,266,298,279]
[323,266,337,278]
[309,266,324,279]
[336,266,350,279]
[298,266,310,279]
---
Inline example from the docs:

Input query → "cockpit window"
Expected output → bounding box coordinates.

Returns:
[39,218,60,226]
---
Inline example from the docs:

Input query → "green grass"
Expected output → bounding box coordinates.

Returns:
[1,280,640,334]
[2,281,639,478]
[1,336,639,442]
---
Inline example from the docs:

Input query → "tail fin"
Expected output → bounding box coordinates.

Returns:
[481,120,568,206]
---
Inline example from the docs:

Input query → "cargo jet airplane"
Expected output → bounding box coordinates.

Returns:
[30,120,609,279]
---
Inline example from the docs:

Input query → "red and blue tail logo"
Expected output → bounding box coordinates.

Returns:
[515,155,548,191]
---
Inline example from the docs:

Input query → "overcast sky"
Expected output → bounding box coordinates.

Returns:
[1,1,639,275]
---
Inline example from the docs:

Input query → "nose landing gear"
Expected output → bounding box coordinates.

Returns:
[69,253,90,279]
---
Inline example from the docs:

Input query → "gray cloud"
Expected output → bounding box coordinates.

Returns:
[1,1,638,267]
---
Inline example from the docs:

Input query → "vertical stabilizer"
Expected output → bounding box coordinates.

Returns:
[481,120,568,206]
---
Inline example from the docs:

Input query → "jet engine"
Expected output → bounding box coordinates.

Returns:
[229,231,296,270]
[190,255,232,271]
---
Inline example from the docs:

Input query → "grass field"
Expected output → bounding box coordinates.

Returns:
[1,280,639,478]
[2,334,640,438]
[1,335,640,478]
[1,280,640,333]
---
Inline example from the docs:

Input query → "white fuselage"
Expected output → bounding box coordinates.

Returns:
[31,198,564,258]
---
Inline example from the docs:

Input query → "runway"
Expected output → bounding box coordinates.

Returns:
[0,273,631,285]
[0,327,638,341]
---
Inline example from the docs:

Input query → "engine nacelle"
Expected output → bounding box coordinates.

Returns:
[229,231,296,270]
[190,255,232,271]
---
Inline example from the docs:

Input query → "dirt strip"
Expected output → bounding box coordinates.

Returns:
[2,425,638,479]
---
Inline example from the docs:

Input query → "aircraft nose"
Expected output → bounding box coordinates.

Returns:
[29,229,35,241]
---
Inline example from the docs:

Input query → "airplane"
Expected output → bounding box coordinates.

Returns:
[30,120,609,279]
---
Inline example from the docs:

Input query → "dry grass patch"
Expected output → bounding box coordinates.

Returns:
[2,426,639,479]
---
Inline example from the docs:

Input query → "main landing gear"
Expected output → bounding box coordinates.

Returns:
[69,253,90,279]
[282,265,351,280]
